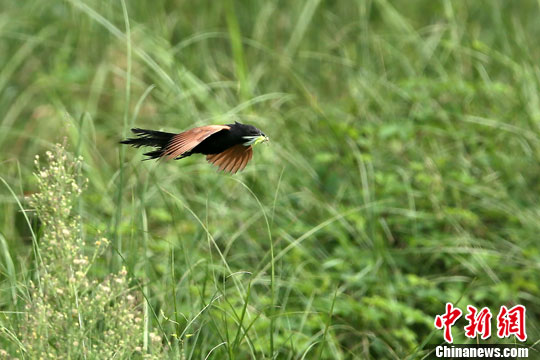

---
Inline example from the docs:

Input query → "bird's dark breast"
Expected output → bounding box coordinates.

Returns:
[191,130,243,155]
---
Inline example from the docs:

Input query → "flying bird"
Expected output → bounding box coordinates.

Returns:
[120,121,268,174]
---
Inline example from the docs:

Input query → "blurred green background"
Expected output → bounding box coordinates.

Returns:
[1,0,539,358]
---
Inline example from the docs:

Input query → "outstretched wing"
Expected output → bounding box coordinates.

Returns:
[206,145,253,174]
[163,125,230,159]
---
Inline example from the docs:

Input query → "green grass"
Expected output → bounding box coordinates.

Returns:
[1,0,540,358]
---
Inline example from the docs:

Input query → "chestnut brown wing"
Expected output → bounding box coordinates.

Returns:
[163,125,230,159]
[206,145,253,174]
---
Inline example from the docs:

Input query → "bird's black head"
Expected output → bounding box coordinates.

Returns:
[229,121,268,146]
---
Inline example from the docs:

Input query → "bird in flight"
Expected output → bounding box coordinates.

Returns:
[121,122,268,174]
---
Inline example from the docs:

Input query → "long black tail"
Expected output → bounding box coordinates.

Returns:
[120,128,175,159]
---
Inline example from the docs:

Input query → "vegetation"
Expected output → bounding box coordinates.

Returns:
[0,0,539,358]
[16,145,162,358]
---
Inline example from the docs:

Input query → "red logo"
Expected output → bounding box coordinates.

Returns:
[434,303,463,343]
[464,305,492,340]
[434,303,527,343]
[497,305,527,341]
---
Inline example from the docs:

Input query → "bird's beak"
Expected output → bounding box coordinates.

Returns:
[243,135,269,146]
[254,135,269,146]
